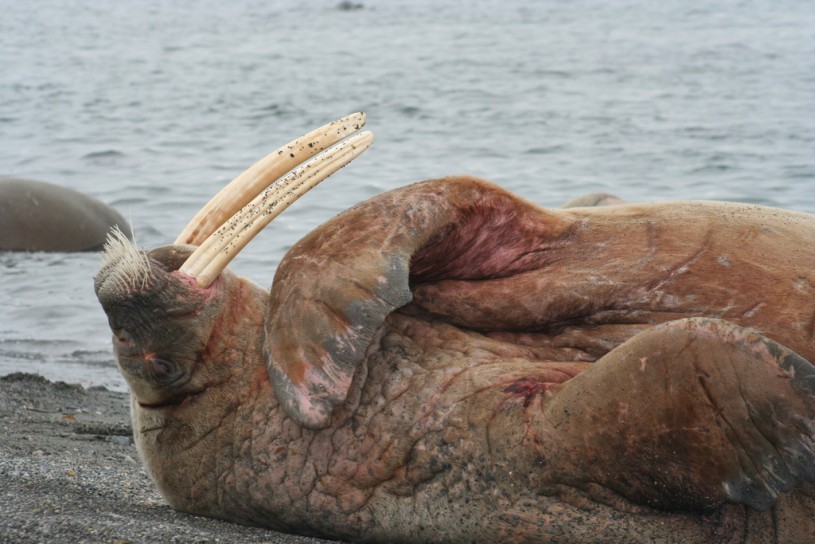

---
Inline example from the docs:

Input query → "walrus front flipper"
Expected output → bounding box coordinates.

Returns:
[544,317,815,512]
[265,177,572,429]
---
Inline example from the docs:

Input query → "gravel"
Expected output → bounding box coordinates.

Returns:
[0,373,337,544]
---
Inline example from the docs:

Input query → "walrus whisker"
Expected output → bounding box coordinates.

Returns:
[99,225,151,292]
[180,130,374,287]
[175,112,368,246]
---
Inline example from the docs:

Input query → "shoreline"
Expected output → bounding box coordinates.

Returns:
[0,372,335,544]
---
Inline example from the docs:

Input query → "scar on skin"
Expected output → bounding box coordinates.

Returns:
[640,357,648,372]
[504,377,556,408]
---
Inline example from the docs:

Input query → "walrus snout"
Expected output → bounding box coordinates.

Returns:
[95,230,246,408]
[117,350,186,390]
[108,327,182,387]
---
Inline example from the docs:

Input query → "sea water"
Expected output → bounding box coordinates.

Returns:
[1,0,813,389]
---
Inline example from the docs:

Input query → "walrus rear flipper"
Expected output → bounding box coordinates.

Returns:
[264,176,572,429]
[542,317,815,512]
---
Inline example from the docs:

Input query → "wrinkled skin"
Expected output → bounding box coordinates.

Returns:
[0,177,132,251]
[95,177,815,543]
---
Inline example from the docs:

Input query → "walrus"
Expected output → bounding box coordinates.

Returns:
[95,113,814,543]
[0,177,132,252]
[560,191,626,208]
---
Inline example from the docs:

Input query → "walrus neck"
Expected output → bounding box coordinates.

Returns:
[130,275,270,515]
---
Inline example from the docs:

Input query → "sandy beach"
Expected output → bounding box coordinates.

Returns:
[0,372,337,544]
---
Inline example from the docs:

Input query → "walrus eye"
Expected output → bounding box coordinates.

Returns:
[123,355,183,388]
[146,357,176,382]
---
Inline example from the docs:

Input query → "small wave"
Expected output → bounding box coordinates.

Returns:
[687,163,733,175]
[243,104,298,122]
[82,150,126,160]
[257,103,284,113]
[523,145,568,155]
[531,69,572,79]
[784,165,815,180]
[0,346,47,362]
[110,196,148,207]
[68,350,117,367]
[398,106,422,117]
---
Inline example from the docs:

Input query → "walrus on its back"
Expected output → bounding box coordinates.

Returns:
[95,114,814,543]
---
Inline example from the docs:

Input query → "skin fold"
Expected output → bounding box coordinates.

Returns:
[95,176,815,543]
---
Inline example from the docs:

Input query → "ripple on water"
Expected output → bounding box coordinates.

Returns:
[82,149,126,160]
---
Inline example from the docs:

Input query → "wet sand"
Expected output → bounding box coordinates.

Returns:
[0,373,336,544]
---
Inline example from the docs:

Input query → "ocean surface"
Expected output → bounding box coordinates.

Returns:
[1,0,813,391]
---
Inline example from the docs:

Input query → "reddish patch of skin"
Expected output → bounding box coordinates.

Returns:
[171,269,224,302]
[504,376,558,408]
[203,279,270,402]
[410,198,571,283]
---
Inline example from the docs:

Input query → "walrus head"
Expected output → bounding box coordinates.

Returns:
[95,113,373,408]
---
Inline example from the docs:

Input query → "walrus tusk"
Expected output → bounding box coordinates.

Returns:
[180,130,374,287]
[174,112,368,246]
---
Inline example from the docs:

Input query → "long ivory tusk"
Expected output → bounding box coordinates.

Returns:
[175,112,367,246]
[180,130,374,287]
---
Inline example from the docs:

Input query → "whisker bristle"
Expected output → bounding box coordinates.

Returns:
[99,226,152,291]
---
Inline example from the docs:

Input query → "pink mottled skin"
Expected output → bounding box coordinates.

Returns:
[95,177,815,543]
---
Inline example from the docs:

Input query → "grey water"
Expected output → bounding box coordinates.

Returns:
[1,0,813,391]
